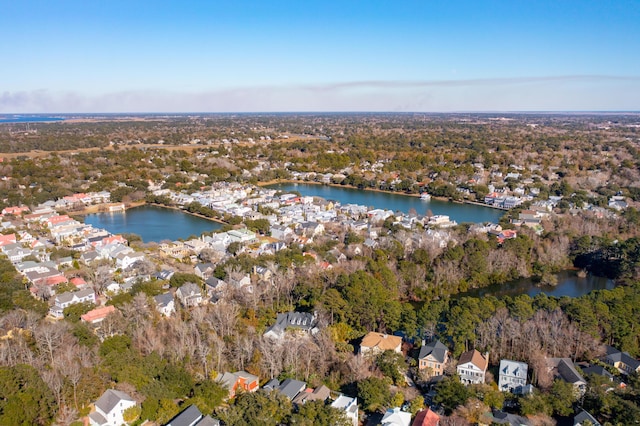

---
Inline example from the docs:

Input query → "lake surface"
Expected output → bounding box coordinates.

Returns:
[83,205,222,243]
[0,115,65,123]
[267,183,504,224]
[457,270,615,299]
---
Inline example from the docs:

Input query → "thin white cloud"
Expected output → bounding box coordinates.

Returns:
[1,75,639,113]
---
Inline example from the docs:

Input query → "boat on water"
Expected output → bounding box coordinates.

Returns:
[420,193,431,201]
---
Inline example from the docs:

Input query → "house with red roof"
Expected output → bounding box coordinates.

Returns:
[81,305,116,324]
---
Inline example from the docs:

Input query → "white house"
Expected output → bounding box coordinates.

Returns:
[154,292,175,317]
[331,395,359,426]
[176,282,203,307]
[457,350,488,385]
[498,359,528,393]
[381,407,411,426]
[89,389,136,426]
[50,288,96,319]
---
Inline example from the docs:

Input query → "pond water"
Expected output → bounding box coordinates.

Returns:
[267,183,504,224]
[83,205,222,243]
[456,270,615,299]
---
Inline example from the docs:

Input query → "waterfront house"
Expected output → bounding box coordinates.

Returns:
[498,360,529,393]
[360,332,402,356]
[418,339,449,377]
[457,350,489,385]
[88,389,136,426]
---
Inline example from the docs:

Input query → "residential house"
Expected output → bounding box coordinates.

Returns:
[165,404,220,426]
[412,408,440,426]
[331,395,359,426]
[176,282,203,307]
[263,311,319,339]
[418,339,449,376]
[292,385,331,405]
[154,293,175,317]
[81,305,116,324]
[574,410,601,426]
[498,360,528,393]
[266,378,306,401]
[115,251,145,270]
[457,350,489,385]
[489,409,533,425]
[194,262,216,280]
[50,288,96,319]
[359,332,402,356]
[547,357,586,395]
[88,389,136,426]
[603,345,640,375]
[381,407,411,426]
[216,371,260,399]
[270,224,294,241]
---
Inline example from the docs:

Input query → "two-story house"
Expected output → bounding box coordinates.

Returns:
[456,349,488,385]
[498,359,528,393]
[50,288,96,319]
[418,339,449,377]
[360,332,402,356]
[88,389,136,426]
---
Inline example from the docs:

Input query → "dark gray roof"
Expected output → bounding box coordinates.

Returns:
[265,311,317,336]
[277,378,306,400]
[154,292,174,307]
[263,378,280,391]
[582,364,614,380]
[574,409,601,426]
[94,389,134,415]
[418,339,448,363]
[195,263,215,273]
[605,345,640,370]
[491,409,532,426]
[549,358,585,385]
[166,404,202,426]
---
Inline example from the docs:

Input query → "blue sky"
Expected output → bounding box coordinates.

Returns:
[1,0,639,112]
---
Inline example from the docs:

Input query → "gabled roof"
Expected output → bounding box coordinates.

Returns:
[166,404,202,426]
[56,288,94,304]
[265,311,318,337]
[605,345,640,370]
[94,389,134,415]
[418,339,448,363]
[458,349,488,371]
[277,378,306,400]
[381,407,411,426]
[499,359,528,379]
[154,292,174,307]
[292,384,331,405]
[412,408,440,426]
[548,358,585,385]
[574,410,601,426]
